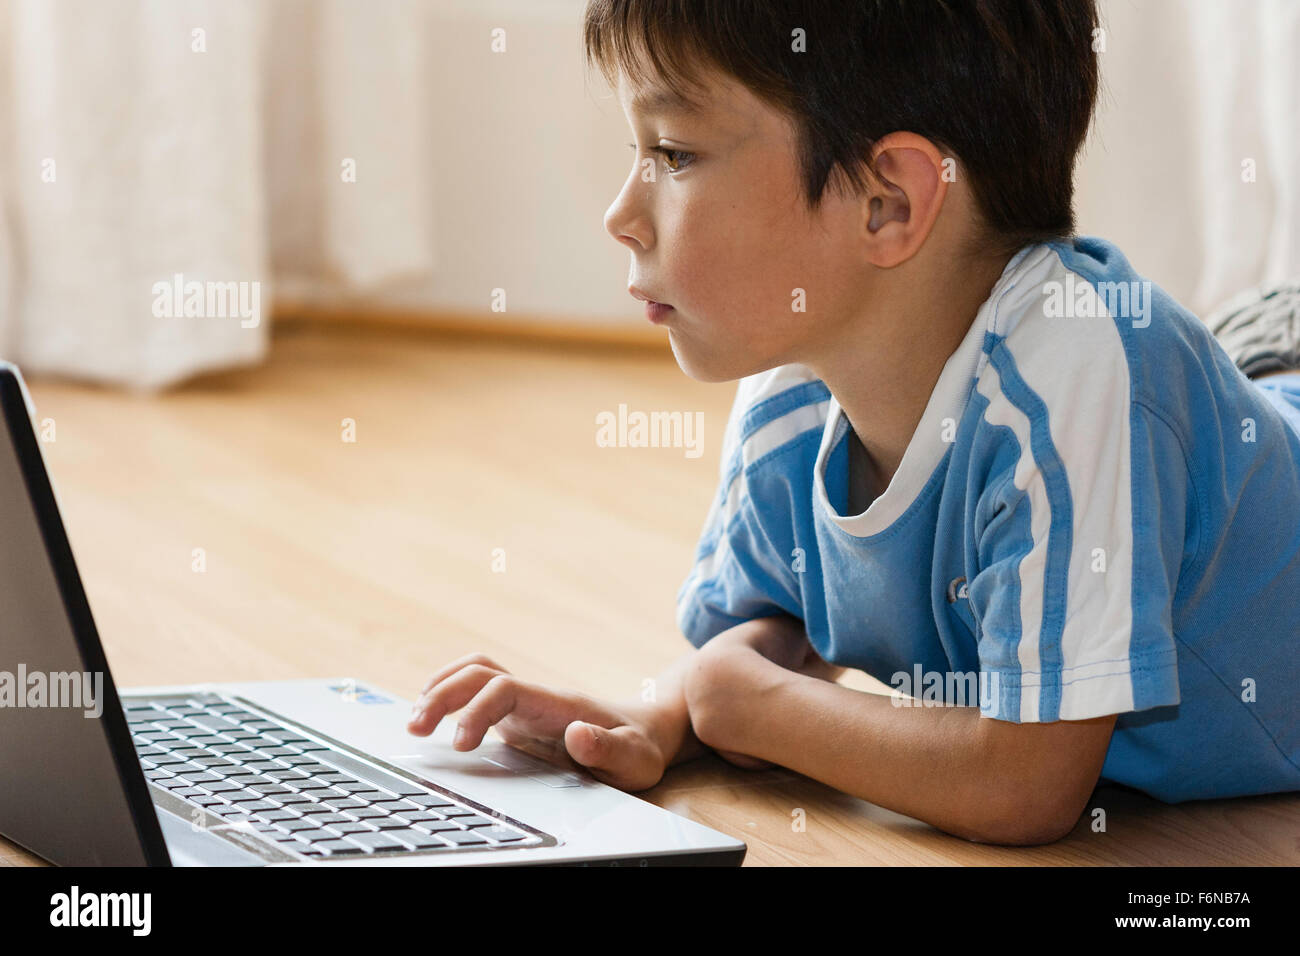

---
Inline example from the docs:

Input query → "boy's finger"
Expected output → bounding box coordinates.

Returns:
[563,722,663,792]
[419,652,508,698]
[449,675,582,749]
[449,673,526,749]
[406,664,512,735]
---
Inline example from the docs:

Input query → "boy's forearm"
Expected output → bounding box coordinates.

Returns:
[688,648,1104,844]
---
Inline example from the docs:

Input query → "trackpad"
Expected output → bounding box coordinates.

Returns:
[478,744,585,789]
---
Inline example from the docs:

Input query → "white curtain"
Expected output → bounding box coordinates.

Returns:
[1078,0,1300,317]
[0,0,436,390]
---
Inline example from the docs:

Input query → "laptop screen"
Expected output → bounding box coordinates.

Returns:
[0,367,168,865]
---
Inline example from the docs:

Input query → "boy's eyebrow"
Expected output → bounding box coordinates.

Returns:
[629,87,708,118]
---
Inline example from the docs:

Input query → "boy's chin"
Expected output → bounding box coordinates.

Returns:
[669,335,780,384]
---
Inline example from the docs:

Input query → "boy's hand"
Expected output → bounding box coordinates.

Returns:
[684,615,842,770]
[406,653,669,792]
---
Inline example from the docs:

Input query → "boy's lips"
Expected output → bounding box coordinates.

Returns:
[628,285,671,307]
[629,286,675,324]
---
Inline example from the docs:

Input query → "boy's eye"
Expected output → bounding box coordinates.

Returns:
[626,143,696,174]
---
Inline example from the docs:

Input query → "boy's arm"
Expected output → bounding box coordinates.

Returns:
[684,643,1116,845]
[622,615,844,769]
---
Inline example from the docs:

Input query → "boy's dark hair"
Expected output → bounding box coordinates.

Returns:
[584,0,1101,255]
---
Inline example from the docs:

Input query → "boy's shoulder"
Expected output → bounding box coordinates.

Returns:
[973,236,1236,444]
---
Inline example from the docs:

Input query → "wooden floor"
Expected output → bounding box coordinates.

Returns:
[3,323,1296,866]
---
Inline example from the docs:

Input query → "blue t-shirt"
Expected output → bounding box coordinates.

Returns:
[676,237,1300,804]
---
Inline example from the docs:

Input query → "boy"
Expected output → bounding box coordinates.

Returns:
[408,0,1300,845]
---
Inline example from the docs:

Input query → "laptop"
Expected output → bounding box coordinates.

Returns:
[0,362,746,867]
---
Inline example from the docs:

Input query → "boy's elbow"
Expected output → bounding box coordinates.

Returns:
[965,811,1075,846]
[963,789,1085,846]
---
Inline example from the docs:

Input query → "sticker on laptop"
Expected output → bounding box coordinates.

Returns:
[328,680,392,704]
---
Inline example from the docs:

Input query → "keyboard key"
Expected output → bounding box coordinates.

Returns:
[317,840,366,856]
[327,822,375,835]
[310,813,353,825]
[371,800,419,813]
[182,772,223,784]
[227,789,270,802]
[209,806,251,819]
[266,770,308,780]
[390,830,449,849]
[253,810,299,822]
[477,826,527,843]
[323,798,367,810]
[412,820,466,833]
[347,831,405,851]
[407,794,456,808]
[394,811,443,824]
[242,761,282,773]
[440,829,488,846]
[190,715,242,733]
[336,783,383,795]
[275,819,319,832]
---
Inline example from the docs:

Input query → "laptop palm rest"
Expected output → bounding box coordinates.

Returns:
[155,806,265,867]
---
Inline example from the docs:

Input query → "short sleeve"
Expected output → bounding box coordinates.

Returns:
[968,364,1188,723]
[675,377,803,647]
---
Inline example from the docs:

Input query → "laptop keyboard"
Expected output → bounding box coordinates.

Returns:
[126,693,549,860]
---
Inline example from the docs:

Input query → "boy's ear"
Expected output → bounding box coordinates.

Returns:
[860,132,949,268]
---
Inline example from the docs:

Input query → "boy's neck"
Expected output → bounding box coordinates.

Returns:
[804,247,1017,496]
